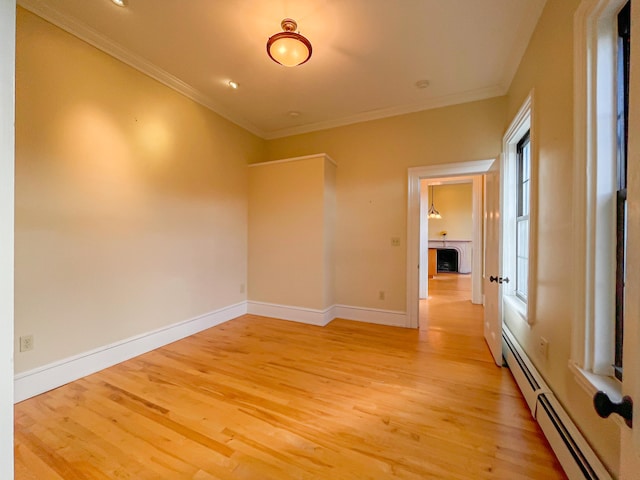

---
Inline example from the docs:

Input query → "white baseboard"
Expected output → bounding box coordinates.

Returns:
[247,301,408,328]
[334,305,408,327]
[14,302,247,403]
[247,301,334,326]
[15,301,408,403]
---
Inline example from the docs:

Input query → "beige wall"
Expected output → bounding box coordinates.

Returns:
[265,98,506,311]
[14,8,265,373]
[248,155,335,310]
[504,0,619,474]
[426,183,473,241]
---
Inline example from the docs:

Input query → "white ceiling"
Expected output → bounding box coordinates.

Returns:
[18,0,546,139]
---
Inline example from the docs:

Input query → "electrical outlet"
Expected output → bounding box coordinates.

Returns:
[538,337,549,359]
[20,335,34,352]
[240,283,245,294]
[379,291,385,300]
[391,237,401,247]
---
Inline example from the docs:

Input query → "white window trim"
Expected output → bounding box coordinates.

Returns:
[502,91,537,325]
[571,0,625,401]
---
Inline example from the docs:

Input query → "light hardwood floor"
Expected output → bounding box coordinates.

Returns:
[15,274,567,479]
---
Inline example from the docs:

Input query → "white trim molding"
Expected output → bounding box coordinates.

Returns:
[249,153,337,168]
[407,159,495,328]
[572,0,627,379]
[14,302,247,403]
[247,301,408,328]
[247,301,334,327]
[334,305,407,328]
[0,1,16,477]
[502,90,536,325]
[569,361,623,421]
[471,175,484,305]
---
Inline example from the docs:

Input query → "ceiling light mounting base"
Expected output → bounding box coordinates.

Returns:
[281,18,298,32]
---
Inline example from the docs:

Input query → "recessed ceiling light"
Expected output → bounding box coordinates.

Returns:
[228,81,239,89]
[288,111,300,117]
[415,79,430,89]
[111,0,128,7]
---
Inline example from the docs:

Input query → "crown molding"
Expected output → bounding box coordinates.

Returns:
[17,0,267,138]
[18,0,513,141]
[249,153,337,168]
[262,84,506,139]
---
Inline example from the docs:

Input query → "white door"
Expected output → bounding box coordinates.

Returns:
[619,8,640,476]
[483,159,503,366]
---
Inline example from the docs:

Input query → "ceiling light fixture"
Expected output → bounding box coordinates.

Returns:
[427,185,442,219]
[266,18,312,67]
[111,0,128,7]
[228,80,239,89]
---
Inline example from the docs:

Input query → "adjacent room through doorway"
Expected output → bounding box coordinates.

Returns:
[420,178,475,311]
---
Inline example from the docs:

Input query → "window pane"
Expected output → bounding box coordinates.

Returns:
[522,180,530,216]
[515,130,531,303]
[517,219,529,256]
[517,258,528,298]
[522,143,531,182]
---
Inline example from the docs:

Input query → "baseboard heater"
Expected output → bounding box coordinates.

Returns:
[502,326,612,480]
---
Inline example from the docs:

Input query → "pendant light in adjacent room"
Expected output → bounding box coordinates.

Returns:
[427,185,442,219]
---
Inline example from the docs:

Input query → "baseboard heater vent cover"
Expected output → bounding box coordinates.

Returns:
[502,327,612,480]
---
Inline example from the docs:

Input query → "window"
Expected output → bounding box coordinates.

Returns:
[571,0,630,393]
[516,131,531,300]
[502,93,534,324]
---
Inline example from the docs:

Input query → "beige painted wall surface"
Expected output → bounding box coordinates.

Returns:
[248,156,328,310]
[426,183,473,240]
[266,98,506,311]
[504,0,619,474]
[14,8,264,373]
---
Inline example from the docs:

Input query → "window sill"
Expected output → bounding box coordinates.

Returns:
[568,361,625,428]
[503,293,529,324]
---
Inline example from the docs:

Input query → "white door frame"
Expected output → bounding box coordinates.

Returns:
[407,159,495,328]
[0,1,16,478]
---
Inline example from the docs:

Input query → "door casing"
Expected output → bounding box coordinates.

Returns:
[406,159,495,328]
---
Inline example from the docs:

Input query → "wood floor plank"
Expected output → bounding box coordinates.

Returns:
[15,273,567,479]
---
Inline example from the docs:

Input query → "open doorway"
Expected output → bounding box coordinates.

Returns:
[419,178,478,330]
[406,159,496,329]
[420,179,475,302]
